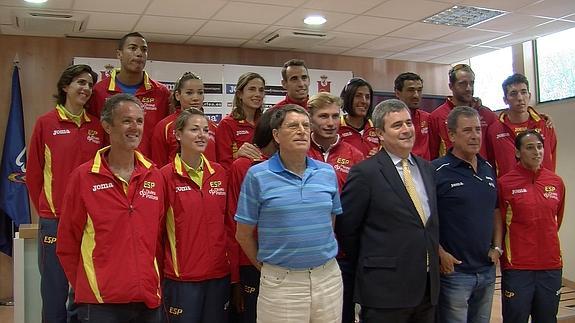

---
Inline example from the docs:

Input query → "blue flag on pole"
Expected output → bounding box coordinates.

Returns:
[0,64,31,255]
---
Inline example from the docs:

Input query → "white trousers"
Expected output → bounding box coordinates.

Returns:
[257,258,343,323]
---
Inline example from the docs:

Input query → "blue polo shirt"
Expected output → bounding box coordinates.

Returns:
[432,151,497,273]
[235,152,342,269]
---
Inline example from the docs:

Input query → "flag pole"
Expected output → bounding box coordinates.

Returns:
[13,54,20,68]
[11,54,20,247]
[11,56,18,253]
[11,54,20,255]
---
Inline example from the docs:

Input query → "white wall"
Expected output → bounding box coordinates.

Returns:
[536,98,575,282]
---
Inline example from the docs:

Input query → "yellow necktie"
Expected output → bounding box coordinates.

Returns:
[401,159,426,225]
[402,158,430,270]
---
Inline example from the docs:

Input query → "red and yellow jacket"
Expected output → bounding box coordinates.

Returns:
[411,108,431,161]
[214,115,255,170]
[498,163,565,270]
[272,95,308,110]
[488,107,556,177]
[338,116,379,158]
[429,98,497,163]
[150,110,217,167]
[160,154,234,282]
[227,157,265,278]
[307,135,364,192]
[308,136,363,260]
[26,105,104,218]
[57,147,165,308]
[87,69,171,157]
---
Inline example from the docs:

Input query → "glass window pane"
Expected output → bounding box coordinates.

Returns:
[469,47,513,111]
[536,27,575,103]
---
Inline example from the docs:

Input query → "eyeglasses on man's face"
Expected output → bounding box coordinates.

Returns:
[282,121,311,132]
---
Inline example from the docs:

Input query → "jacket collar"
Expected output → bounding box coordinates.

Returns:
[108,68,152,92]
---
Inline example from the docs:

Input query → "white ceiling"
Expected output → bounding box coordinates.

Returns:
[1,0,575,64]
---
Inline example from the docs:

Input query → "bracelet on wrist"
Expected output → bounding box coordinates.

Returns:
[492,246,503,256]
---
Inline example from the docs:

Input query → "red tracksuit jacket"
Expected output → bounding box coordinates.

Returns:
[160,154,234,282]
[150,110,217,167]
[429,98,497,164]
[307,136,364,192]
[214,115,255,170]
[338,116,380,158]
[411,108,431,161]
[27,106,104,218]
[487,107,556,177]
[87,69,171,157]
[272,95,308,110]
[498,163,565,270]
[227,156,266,280]
[57,148,165,308]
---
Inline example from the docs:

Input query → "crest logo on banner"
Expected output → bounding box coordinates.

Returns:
[317,75,331,93]
[100,64,116,79]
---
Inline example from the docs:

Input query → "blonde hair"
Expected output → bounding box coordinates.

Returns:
[174,108,205,132]
[308,92,343,116]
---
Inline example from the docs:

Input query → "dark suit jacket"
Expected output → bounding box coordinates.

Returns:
[337,149,439,309]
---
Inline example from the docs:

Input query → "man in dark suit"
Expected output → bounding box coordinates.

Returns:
[337,99,440,323]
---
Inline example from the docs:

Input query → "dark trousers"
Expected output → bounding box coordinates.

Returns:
[68,288,80,323]
[361,273,435,323]
[38,217,69,323]
[502,269,562,323]
[338,257,356,323]
[76,303,161,323]
[163,275,230,323]
[229,265,260,323]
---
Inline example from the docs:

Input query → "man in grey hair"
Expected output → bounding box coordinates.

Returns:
[432,106,501,323]
[58,93,165,322]
[338,99,440,323]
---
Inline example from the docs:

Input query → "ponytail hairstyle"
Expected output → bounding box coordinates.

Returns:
[171,71,203,109]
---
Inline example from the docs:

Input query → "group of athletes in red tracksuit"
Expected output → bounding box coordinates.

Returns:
[26,31,564,323]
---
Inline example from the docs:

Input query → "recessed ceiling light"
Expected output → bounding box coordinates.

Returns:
[24,0,48,3]
[422,5,506,28]
[304,15,326,26]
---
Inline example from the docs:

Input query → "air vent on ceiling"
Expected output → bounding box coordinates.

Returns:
[261,29,333,48]
[13,10,88,34]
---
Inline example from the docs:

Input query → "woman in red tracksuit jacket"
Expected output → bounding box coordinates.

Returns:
[151,72,217,167]
[338,77,380,158]
[160,108,234,323]
[27,64,104,323]
[227,108,277,323]
[215,72,266,169]
[498,130,565,323]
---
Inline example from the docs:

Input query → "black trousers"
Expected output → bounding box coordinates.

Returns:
[76,303,162,323]
[339,257,357,323]
[502,269,562,323]
[361,273,435,323]
[163,275,230,323]
[38,217,69,323]
[229,265,260,323]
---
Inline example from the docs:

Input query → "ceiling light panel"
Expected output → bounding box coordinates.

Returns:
[422,5,506,28]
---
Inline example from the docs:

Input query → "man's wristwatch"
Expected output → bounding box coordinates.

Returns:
[492,246,503,256]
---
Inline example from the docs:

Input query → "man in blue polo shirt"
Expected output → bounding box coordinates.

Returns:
[235,104,343,322]
[432,106,502,323]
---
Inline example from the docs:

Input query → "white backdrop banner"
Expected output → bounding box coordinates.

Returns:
[74,57,353,123]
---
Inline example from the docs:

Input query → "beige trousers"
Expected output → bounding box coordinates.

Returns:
[257,258,343,323]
